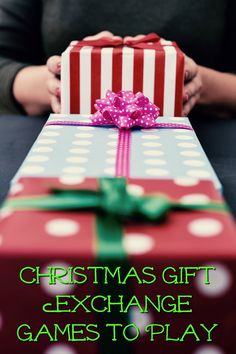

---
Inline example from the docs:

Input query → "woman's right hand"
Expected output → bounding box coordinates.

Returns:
[183,55,202,116]
[46,31,121,113]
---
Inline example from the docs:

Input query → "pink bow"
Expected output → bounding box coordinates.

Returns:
[91,90,160,129]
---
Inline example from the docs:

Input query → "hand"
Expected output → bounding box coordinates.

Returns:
[183,56,202,116]
[46,31,120,113]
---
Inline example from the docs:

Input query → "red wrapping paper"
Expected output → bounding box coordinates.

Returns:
[0,177,235,354]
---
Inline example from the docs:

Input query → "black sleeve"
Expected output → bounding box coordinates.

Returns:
[222,0,236,72]
[0,0,44,114]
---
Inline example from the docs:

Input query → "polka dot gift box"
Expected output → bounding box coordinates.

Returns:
[0,177,235,354]
[61,33,184,116]
[12,113,222,191]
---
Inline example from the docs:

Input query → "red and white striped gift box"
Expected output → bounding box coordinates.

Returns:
[61,35,184,116]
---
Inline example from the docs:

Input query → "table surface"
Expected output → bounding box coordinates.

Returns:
[0,115,236,217]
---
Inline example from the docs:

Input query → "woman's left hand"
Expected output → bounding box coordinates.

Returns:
[183,56,202,116]
[124,36,202,116]
[125,34,202,116]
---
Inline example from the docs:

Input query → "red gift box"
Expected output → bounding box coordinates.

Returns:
[61,33,184,116]
[0,177,235,354]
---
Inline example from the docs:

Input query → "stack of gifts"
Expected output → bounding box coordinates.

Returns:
[0,33,235,354]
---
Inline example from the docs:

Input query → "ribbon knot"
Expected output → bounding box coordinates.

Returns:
[74,33,161,50]
[6,178,226,222]
[99,178,138,218]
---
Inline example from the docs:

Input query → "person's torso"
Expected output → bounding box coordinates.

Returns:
[40,0,230,70]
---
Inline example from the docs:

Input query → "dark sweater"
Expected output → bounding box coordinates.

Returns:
[0,0,236,114]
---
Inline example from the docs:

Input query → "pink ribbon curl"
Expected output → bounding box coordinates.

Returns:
[91,90,160,129]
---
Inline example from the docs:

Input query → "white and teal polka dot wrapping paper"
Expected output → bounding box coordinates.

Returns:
[12,114,222,191]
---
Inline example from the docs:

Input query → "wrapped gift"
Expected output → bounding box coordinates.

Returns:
[61,33,184,116]
[12,114,222,190]
[0,177,235,354]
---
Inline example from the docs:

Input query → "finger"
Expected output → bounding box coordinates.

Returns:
[183,96,197,116]
[83,31,114,40]
[124,36,133,41]
[184,75,202,100]
[133,34,145,40]
[47,77,61,98]
[124,34,145,41]
[183,92,200,116]
[50,94,61,113]
[112,35,122,40]
[47,56,61,75]
[184,56,198,82]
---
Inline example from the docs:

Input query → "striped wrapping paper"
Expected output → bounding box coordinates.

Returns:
[61,39,184,116]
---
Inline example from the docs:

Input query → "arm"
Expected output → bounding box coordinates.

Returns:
[185,0,236,117]
[198,67,236,113]
[13,65,51,116]
[183,63,236,118]
[183,61,236,117]
[0,0,49,115]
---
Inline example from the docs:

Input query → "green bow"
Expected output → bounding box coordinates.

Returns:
[6,177,226,218]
